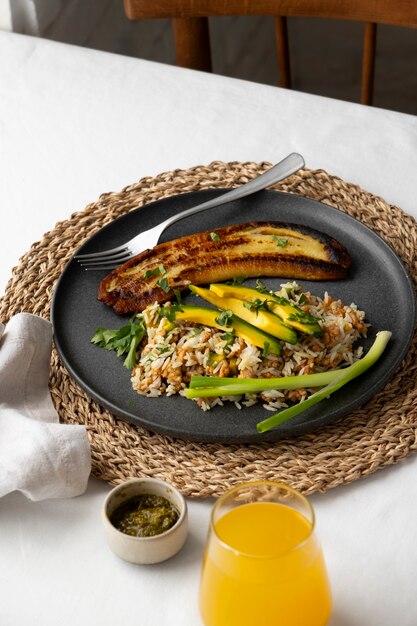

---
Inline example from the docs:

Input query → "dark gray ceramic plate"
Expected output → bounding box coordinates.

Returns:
[51,190,416,443]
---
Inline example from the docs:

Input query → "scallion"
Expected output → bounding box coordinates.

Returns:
[256,331,391,433]
[185,331,391,433]
[185,370,342,398]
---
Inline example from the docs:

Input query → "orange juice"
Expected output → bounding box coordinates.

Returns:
[199,501,331,626]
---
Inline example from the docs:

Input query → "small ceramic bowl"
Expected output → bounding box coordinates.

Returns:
[102,477,188,564]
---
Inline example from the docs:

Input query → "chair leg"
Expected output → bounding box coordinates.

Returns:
[172,17,212,72]
[275,16,291,89]
[361,22,377,105]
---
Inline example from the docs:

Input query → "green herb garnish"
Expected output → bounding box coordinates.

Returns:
[143,268,158,279]
[157,277,170,293]
[215,309,233,327]
[210,232,220,242]
[143,265,166,279]
[91,316,147,369]
[220,331,236,352]
[157,304,182,322]
[272,235,288,247]
[243,298,269,314]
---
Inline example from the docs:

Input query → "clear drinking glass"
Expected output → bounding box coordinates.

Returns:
[199,481,331,626]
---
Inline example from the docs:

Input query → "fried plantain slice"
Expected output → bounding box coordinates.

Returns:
[98,221,351,314]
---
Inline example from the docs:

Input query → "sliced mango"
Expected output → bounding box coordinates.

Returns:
[189,285,297,344]
[173,304,282,354]
[209,283,323,337]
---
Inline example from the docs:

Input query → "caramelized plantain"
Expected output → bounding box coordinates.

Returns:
[98,221,351,314]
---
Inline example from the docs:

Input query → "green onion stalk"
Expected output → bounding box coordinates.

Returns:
[185,370,342,398]
[185,331,391,434]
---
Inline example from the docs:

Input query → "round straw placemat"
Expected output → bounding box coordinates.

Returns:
[1,161,417,497]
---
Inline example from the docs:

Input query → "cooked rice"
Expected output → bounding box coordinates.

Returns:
[131,282,369,412]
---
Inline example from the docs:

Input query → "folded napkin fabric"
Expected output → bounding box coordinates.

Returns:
[0,313,91,500]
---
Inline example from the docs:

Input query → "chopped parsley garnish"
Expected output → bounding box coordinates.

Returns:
[157,304,182,322]
[156,277,170,293]
[196,266,202,271]
[220,331,236,352]
[143,265,166,279]
[210,232,220,242]
[287,313,300,321]
[91,316,146,370]
[272,235,288,247]
[243,300,255,311]
[143,268,158,279]
[288,309,320,324]
[262,342,270,358]
[220,331,235,342]
[243,298,269,314]
[226,275,246,286]
[255,278,266,291]
[215,309,233,327]
[298,294,307,305]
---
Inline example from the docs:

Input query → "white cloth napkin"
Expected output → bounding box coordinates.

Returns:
[0,313,91,500]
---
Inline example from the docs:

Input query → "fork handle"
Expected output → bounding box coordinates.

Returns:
[161,152,305,230]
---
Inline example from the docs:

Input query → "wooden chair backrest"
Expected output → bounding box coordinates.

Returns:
[124,0,417,105]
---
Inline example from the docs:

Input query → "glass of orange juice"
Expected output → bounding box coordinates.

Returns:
[199,481,331,626]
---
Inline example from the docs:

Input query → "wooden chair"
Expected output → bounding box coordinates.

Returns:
[123,0,417,106]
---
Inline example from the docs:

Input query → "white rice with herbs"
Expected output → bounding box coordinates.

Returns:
[131,282,368,412]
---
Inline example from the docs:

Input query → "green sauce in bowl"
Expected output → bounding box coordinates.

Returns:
[110,494,179,537]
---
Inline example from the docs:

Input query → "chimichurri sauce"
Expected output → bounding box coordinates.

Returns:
[110,494,179,537]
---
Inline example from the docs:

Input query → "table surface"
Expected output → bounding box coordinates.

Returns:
[1,31,417,626]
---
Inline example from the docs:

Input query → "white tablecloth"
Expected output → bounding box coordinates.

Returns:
[1,32,417,626]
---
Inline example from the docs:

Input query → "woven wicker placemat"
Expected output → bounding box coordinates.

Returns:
[1,161,417,497]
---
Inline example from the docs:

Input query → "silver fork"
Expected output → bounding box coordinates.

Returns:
[75,152,304,270]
